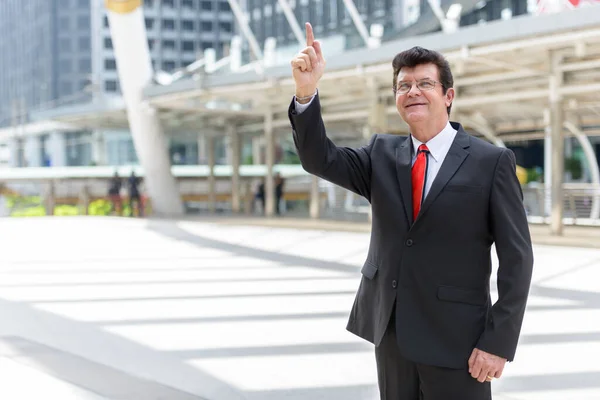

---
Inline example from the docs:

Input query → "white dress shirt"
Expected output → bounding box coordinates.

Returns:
[294,95,458,200]
[410,122,457,200]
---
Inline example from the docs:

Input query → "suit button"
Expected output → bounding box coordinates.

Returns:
[392,280,397,289]
[406,239,413,246]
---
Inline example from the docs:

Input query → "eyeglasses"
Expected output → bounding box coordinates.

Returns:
[393,79,442,95]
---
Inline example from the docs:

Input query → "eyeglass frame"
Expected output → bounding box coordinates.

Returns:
[392,79,445,96]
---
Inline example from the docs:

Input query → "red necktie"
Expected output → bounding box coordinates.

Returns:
[412,144,429,221]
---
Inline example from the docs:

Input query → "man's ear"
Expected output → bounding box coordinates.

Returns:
[445,87,455,107]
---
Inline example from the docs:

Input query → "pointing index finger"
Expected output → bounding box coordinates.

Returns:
[306,22,314,46]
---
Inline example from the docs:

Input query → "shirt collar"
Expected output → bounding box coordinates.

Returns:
[410,121,457,162]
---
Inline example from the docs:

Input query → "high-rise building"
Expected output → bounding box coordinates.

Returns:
[239,0,533,57]
[0,0,235,128]
[0,0,235,167]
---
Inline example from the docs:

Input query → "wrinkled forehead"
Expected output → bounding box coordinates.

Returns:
[396,63,440,83]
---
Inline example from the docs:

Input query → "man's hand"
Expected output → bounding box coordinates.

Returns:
[468,348,507,383]
[290,22,326,101]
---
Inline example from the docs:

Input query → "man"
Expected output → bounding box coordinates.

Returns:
[289,23,533,399]
[108,171,122,216]
[128,171,143,217]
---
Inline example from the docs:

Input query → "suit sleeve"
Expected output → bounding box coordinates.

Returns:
[288,94,373,201]
[476,148,534,361]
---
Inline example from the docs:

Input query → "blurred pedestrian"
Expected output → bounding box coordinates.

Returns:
[108,171,122,216]
[128,171,143,217]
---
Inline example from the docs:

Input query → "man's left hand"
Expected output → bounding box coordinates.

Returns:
[468,348,507,383]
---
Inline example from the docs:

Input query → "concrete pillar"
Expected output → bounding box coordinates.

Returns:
[44,181,55,216]
[24,136,42,167]
[309,175,320,219]
[7,138,21,167]
[48,132,67,167]
[264,110,275,217]
[549,51,564,235]
[207,136,216,213]
[91,130,106,166]
[79,185,90,215]
[106,0,183,216]
[197,135,207,164]
[543,113,552,220]
[252,136,262,165]
[367,76,386,135]
[228,125,241,213]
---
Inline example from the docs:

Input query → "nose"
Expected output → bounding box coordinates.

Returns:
[407,83,422,96]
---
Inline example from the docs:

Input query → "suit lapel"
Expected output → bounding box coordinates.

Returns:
[395,137,413,226]
[418,128,470,219]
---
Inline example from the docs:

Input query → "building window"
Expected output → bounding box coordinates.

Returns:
[219,2,230,11]
[162,61,176,71]
[105,80,118,92]
[201,21,213,31]
[182,59,196,66]
[182,0,195,8]
[79,58,91,71]
[79,36,90,50]
[163,40,176,49]
[60,59,72,73]
[103,15,109,27]
[105,59,117,70]
[148,39,155,50]
[182,20,195,31]
[145,0,154,7]
[219,22,232,32]
[145,18,155,29]
[59,17,70,29]
[61,81,72,95]
[182,41,195,51]
[164,0,175,7]
[162,19,175,30]
[201,1,213,10]
[104,38,113,49]
[59,38,71,51]
[78,15,89,29]
[200,41,213,50]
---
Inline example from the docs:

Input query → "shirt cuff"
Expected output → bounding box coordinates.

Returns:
[294,94,316,114]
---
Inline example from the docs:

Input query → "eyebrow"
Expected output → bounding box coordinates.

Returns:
[397,78,434,83]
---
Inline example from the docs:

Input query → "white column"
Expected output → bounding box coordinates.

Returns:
[48,132,67,167]
[7,138,21,167]
[264,111,275,217]
[309,175,320,219]
[549,51,564,235]
[207,136,216,213]
[252,136,262,165]
[543,124,552,219]
[91,130,106,165]
[24,136,42,167]
[228,125,241,213]
[197,135,207,164]
[106,0,183,216]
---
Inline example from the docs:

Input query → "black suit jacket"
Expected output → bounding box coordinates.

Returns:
[289,95,534,369]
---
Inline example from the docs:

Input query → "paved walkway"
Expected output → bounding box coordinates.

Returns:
[0,217,599,399]
[205,215,600,248]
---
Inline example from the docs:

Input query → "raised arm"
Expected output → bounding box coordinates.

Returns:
[289,23,373,200]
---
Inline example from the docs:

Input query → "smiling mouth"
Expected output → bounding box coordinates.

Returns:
[406,103,426,108]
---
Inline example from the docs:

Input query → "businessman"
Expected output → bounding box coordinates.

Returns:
[288,23,534,399]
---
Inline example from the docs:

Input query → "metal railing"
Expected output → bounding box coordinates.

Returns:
[523,183,600,226]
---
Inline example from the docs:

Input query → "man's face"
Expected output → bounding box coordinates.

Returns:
[395,63,454,125]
